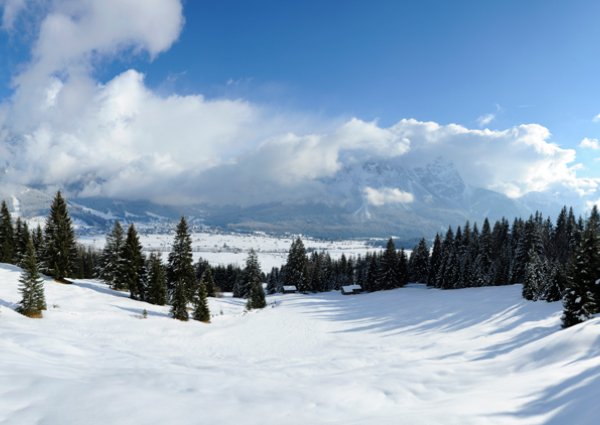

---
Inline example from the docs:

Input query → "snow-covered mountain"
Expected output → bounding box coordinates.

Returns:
[0,158,585,240]
[201,157,567,240]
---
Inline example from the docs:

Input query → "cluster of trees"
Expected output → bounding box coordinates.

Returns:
[97,217,211,322]
[0,195,100,282]
[266,237,410,294]
[1,192,89,317]
[267,206,599,328]
[97,217,267,322]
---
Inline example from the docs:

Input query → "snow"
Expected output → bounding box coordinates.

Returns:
[341,284,362,293]
[11,195,20,217]
[282,285,297,292]
[79,232,377,270]
[1,264,600,424]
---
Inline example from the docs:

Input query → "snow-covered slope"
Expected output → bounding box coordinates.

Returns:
[1,264,598,424]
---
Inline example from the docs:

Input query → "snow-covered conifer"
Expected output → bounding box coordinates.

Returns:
[17,236,46,318]
[42,191,77,282]
[147,252,167,305]
[0,200,14,264]
[193,275,211,322]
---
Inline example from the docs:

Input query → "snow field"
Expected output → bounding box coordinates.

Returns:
[79,231,378,270]
[1,264,599,425]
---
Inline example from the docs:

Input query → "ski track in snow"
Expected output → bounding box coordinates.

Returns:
[1,264,599,425]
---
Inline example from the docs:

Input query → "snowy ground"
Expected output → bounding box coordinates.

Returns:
[1,264,599,425]
[79,232,377,270]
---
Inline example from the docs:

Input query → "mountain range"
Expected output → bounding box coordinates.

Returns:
[0,158,587,243]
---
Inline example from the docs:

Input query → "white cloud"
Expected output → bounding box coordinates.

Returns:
[593,114,600,123]
[579,137,600,150]
[364,187,414,206]
[0,0,597,207]
[476,113,495,127]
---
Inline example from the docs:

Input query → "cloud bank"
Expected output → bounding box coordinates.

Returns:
[0,0,597,207]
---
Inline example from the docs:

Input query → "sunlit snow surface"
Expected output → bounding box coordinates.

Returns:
[1,264,599,425]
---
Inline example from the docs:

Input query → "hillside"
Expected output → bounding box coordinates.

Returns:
[1,264,599,425]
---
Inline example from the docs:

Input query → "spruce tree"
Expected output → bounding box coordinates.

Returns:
[16,219,30,266]
[118,224,146,300]
[266,267,279,294]
[410,238,430,283]
[561,210,600,328]
[522,249,547,301]
[364,253,378,292]
[309,252,324,293]
[378,238,399,290]
[146,252,167,305]
[283,237,309,292]
[241,249,262,298]
[247,280,267,310]
[428,234,442,285]
[193,275,211,322]
[98,221,125,289]
[171,278,189,321]
[42,191,77,282]
[32,224,44,260]
[167,217,196,301]
[0,200,14,264]
[202,265,216,297]
[511,216,544,283]
[17,236,46,318]
[397,248,409,287]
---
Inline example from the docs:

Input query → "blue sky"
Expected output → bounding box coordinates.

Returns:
[129,1,600,146]
[0,0,599,205]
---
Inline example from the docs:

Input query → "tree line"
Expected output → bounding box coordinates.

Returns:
[3,191,598,329]
[268,206,600,328]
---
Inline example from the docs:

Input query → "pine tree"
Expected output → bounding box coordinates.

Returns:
[364,253,378,292]
[511,216,544,284]
[118,224,146,300]
[378,238,399,290]
[428,234,442,285]
[0,200,15,264]
[410,238,430,283]
[239,249,262,298]
[309,252,324,293]
[397,248,409,287]
[283,237,309,292]
[473,218,493,286]
[247,280,267,310]
[202,265,216,297]
[32,224,44,260]
[266,267,279,294]
[434,227,454,288]
[522,249,547,301]
[543,262,563,302]
[171,278,189,321]
[17,236,46,318]
[146,252,167,305]
[167,217,196,302]
[193,275,211,322]
[42,191,77,282]
[561,209,600,328]
[98,221,125,289]
[14,218,29,266]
